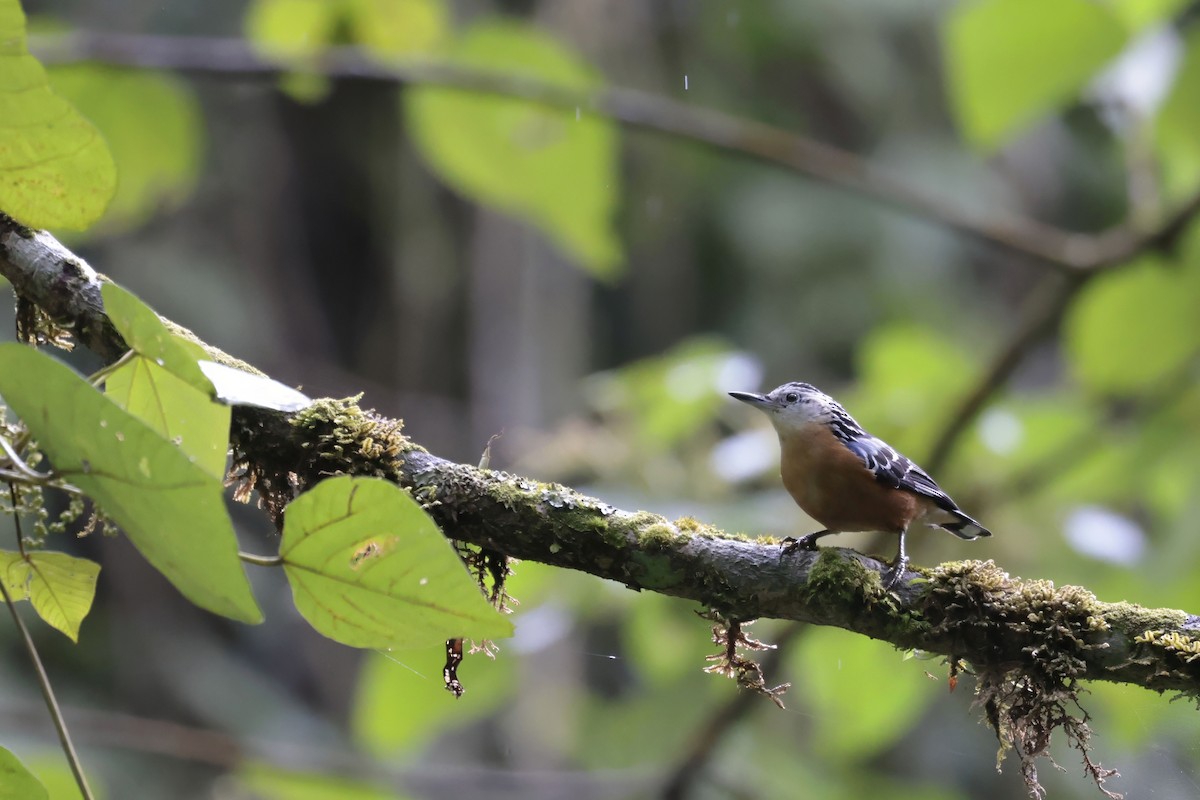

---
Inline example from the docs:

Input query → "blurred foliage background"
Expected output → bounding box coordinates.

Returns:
[5,0,1200,798]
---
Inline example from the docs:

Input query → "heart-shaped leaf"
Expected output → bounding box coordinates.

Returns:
[281,476,512,648]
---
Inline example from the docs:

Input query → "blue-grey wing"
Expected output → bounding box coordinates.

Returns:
[844,436,957,511]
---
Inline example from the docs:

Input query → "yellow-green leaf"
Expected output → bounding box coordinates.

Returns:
[1109,0,1191,30]
[942,0,1127,150]
[0,549,100,642]
[590,337,746,447]
[0,0,116,229]
[849,323,977,454]
[48,67,201,234]
[0,344,262,624]
[1065,257,1200,393]
[245,0,447,58]
[237,763,409,800]
[101,284,230,476]
[101,283,214,390]
[406,21,621,277]
[22,755,99,800]
[281,476,513,649]
[0,747,48,800]
[244,0,447,103]
[351,645,514,754]
[791,627,936,759]
[244,0,339,58]
[244,0,339,100]
[106,362,231,479]
[1156,27,1200,202]
[344,0,448,57]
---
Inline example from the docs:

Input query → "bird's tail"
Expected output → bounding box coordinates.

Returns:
[938,509,991,540]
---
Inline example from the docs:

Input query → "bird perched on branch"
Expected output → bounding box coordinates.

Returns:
[730,382,990,587]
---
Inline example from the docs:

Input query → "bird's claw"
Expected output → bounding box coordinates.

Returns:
[882,555,910,591]
[780,533,823,557]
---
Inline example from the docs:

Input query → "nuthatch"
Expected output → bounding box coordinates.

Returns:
[730,381,990,586]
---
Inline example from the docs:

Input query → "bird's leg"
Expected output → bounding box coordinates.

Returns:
[781,529,834,555]
[882,528,909,590]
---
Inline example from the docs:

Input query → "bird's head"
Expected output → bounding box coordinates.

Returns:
[729,381,839,433]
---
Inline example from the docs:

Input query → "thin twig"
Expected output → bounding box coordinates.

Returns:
[925,178,1200,475]
[25,31,1200,273]
[1,490,95,800]
[925,272,1089,475]
[0,699,654,796]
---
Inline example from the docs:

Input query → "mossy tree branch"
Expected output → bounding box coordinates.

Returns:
[3,213,1200,701]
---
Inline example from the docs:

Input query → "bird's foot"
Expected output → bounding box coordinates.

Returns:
[882,554,910,591]
[780,530,829,557]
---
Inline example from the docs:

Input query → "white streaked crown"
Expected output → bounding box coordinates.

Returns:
[737,381,843,434]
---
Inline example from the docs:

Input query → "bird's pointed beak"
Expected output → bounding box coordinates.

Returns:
[729,390,772,407]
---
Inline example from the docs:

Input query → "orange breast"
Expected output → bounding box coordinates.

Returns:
[778,424,919,533]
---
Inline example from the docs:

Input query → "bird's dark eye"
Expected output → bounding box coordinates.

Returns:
[784,392,799,403]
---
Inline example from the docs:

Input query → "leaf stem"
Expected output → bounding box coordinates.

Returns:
[2,492,95,800]
[0,437,84,495]
[87,348,137,387]
[0,435,54,482]
[238,551,284,567]
[10,484,26,559]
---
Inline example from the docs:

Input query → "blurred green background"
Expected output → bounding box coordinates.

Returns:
[4,0,1200,798]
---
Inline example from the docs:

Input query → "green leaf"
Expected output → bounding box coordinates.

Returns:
[236,763,409,800]
[964,394,1099,477]
[622,591,715,685]
[245,0,447,103]
[849,323,976,453]
[942,0,1127,150]
[0,344,262,623]
[47,67,201,235]
[0,746,48,800]
[101,284,230,476]
[23,754,100,800]
[790,626,936,760]
[106,362,231,479]
[1065,257,1200,393]
[406,21,621,277]
[577,676,721,769]
[101,283,211,392]
[245,0,340,58]
[591,337,744,447]
[0,0,116,229]
[351,645,513,754]
[1109,0,1191,29]
[246,0,448,57]
[0,549,100,642]
[344,0,448,56]
[244,0,340,100]
[1156,27,1200,202]
[281,476,512,649]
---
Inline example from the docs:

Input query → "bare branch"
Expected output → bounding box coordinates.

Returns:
[26,32,1200,273]
[925,183,1200,475]
[925,272,1087,474]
